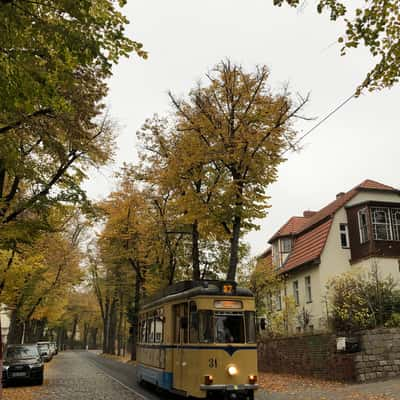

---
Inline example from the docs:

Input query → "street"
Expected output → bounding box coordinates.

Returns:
[3,351,400,400]
[3,351,167,400]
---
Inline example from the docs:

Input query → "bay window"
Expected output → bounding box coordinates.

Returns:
[391,209,400,241]
[357,206,400,242]
[358,208,369,243]
[371,207,392,240]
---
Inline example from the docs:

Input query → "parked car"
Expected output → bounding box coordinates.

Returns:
[49,342,58,355]
[37,342,52,362]
[2,344,44,387]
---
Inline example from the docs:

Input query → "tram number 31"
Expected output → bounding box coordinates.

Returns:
[208,358,218,368]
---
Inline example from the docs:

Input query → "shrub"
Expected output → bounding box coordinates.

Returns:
[328,266,398,334]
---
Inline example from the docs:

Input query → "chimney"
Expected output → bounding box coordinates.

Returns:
[303,210,316,218]
[336,192,345,199]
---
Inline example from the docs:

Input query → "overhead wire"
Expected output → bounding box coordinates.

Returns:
[282,91,357,156]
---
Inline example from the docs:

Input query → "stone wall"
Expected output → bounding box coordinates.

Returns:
[355,328,400,382]
[258,328,400,383]
[258,333,356,381]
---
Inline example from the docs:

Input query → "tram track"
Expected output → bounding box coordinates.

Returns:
[81,351,181,400]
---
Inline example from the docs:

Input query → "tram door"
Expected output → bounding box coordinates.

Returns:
[172,303,188,391]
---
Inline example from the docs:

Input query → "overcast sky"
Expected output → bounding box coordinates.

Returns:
[83,0,399,257]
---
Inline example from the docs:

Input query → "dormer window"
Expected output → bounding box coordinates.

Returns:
[281,237,292,253]
[272,237,293,269]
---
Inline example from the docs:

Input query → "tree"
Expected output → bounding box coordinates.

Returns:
[241,255,283,316]
[137,116,228,281]
[0,67,115,251]
[0,0,146,128]
[170,60,308,281]
[3,230,83,344]
[273,0,400,93]
[95,170,165,359]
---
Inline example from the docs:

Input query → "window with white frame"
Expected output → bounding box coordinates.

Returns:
[293,280,299,306]
[391,209,400,241]
[281,237,292,253]
[280,237,292,265]
[305,276,312,303]
[371,207,392,240]
[272,237,293,269]
[358,208,369,243]
[339,223,350,248]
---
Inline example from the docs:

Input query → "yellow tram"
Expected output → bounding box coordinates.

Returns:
[136,280,258,400]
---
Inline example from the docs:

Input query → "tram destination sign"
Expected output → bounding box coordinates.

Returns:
[214,300,243,309]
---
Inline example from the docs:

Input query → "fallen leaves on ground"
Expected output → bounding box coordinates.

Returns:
[343,393,395,400]
[259,372,344,393]
[259,372,397,400]
[2,385,42,400]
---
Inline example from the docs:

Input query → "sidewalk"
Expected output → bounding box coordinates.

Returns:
[257,372,400,400]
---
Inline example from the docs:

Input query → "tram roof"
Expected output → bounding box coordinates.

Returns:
[141,280,253,309]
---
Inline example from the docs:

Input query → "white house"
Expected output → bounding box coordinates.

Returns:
[1,304,11,347]
[259,179,400,332]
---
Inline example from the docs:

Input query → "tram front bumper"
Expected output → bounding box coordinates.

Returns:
[200,383,258,391]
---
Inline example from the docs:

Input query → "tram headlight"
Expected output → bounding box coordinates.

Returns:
[248,375,257,384]
[227,365,238,376]
[204,375,213,385]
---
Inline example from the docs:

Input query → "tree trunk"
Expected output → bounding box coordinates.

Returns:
[117,294,124,356]
[227,215,241,281]
[83,322,89,349]
[131,267,141,361]
[102,296,111,353]
[70,316,78,349]
[192,220,200,280]
[108,298,117,354]
[90,327,98,349]
[56,327,63,351]
[7,310,23,345]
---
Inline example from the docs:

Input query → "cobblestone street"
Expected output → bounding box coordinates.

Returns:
[2,352,145,400]
[3,351,400,400]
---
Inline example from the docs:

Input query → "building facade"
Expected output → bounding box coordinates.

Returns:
[1,304,11,349]
[259,179,400,332]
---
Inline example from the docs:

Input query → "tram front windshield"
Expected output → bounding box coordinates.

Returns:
[215,312,244,343]
[194,310,255,344]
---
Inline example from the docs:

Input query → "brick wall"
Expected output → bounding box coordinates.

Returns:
[258,328,400,383]
[258,333,356,381]
[355,328,400,382]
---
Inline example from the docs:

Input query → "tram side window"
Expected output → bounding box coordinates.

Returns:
[245,311,256,343]
[198,311,213,343]
[148,318,155,343]
[140,320,147,343]
[173,303,188,343]
[155,317,163,343]
[189,302,199,343]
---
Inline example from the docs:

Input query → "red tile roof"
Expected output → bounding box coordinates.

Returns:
[296,179,398,236]
[279,218,332,273]
[262,179,398,274]
[358,179,396,191]
[269,216,308,241]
